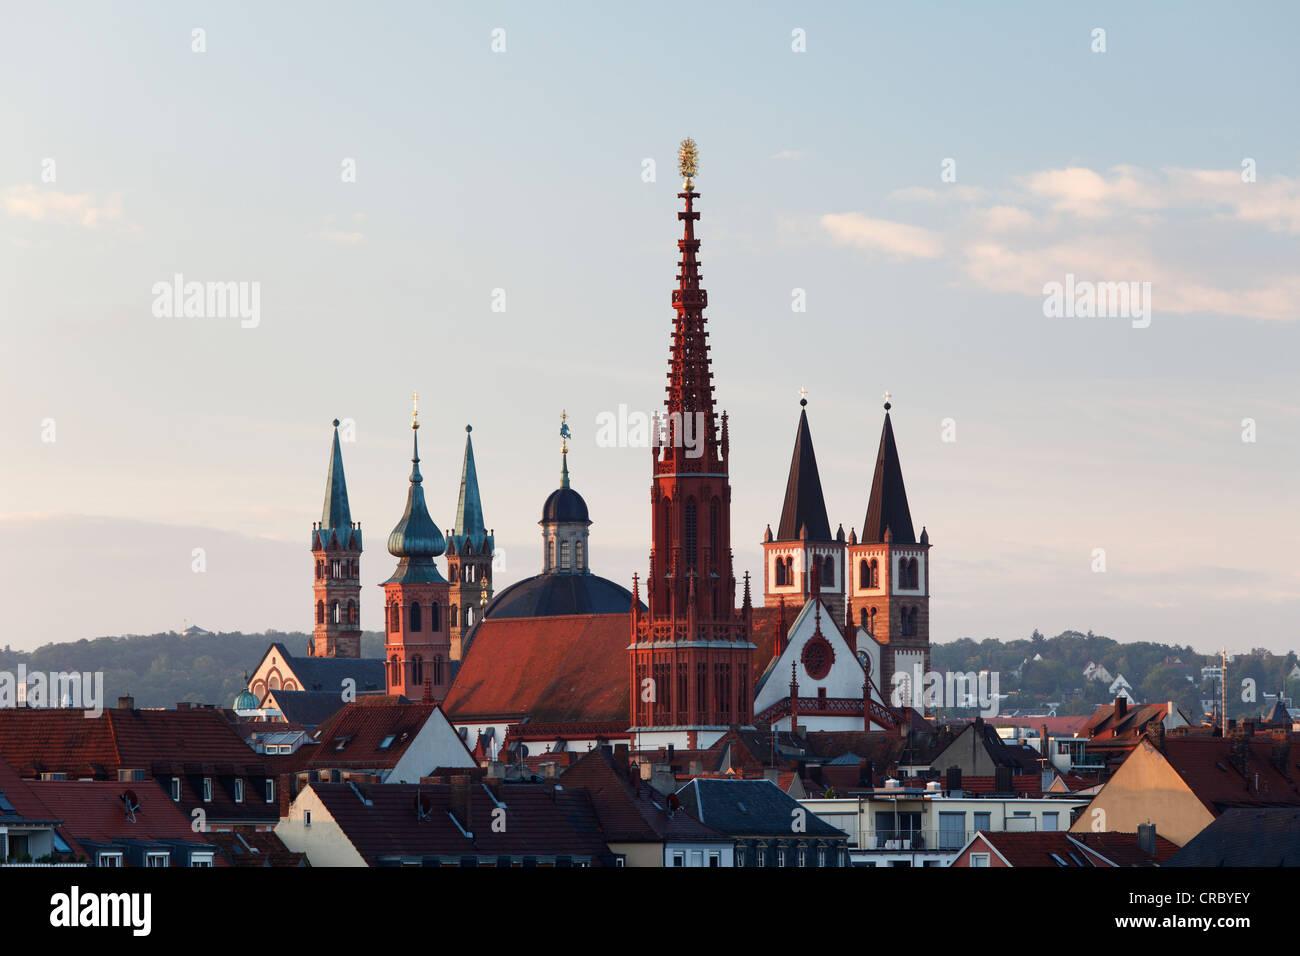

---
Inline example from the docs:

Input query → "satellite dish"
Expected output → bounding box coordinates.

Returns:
[415,792,434,821]
[121,789,140,821]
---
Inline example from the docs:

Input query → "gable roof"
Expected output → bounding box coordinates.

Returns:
[776,406,832,541]
[305,780,614,865]
[1158,736,1300,814]
[259,643,384,696]
[861,410,914,544]
[266,689,349,729]
[1072,830,1179,866]
[930,718,1045,774]
[444,613,630,724]
[675,777,847,839]
[0,757,62,825]
[963,831,1109,867]
[1080,700,1173,744]
[559,748,727,844]
[304,697,470,772]
[1165,808,1300,866]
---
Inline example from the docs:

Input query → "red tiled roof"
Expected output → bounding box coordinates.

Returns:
[28,778,229,865]
[443,613,631,723]
[972,831,1108,867]
[1160,736,1300,814]
[559,748,726,844]
[990,716,1090,737]
[0,758,61,822]
[206,828,308,867]
[1073,831,1178,865]
[304,696,466,771]
[307,780,614,864]
[1081,702,1171,745]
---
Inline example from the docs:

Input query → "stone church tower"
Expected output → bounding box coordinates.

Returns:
[310,420,362,658]
[846,396,932,701]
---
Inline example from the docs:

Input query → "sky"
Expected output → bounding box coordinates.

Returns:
[1,1,1298,654]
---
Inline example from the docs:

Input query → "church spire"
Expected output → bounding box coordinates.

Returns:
[450,425,487,553]
[660,137,721,473]
[318,419,358,549]
[862,392,915,544]
[776,391,831,541]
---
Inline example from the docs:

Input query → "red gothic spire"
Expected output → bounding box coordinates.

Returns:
[660,137,721,473]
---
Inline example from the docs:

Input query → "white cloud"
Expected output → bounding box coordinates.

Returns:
[1,185,123,227]
[820,212,943,259]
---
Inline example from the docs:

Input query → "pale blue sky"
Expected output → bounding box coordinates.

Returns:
[2,1,1297,653]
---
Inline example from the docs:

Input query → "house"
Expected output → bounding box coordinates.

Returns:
[674,777,850,867]
[559,746,734,866]
[277,776,615,866]
[0,758,72,866]
[950,829,1176,867]
[1069,728,1300,846]
[262,689,351,730]
[1079,697,1191,767]
[1164,808,1300,866]
[927,717,1045,778]
[30,778,224,867]
[1107,674,1135,701]
[0,700,279,829]
[296,696,476,784]
[1083,662,1113,684]
[247,642,384,706]
[800,768,1091,867]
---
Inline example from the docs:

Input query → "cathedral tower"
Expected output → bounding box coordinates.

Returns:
[381,394,453,702]
[446,424,493,661]
[762,395,845,621]
[846,395,931,697]
[310,419,362,658]
[629,139,755,748]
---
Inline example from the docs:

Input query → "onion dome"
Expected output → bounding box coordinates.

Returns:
[384,394,447,584]
[233,674,259,711]
[541,417,591,525]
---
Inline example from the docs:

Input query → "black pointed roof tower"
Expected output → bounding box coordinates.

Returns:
[776,395,831,541]
[861,394,915,544]
[314,419,360,550]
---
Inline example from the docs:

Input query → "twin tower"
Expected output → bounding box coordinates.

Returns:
[308,407,494,702]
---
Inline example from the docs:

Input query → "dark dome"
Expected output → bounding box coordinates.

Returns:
[482,572,642,620]
[541,486,590,524]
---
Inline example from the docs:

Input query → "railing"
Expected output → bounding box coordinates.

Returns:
[864,830,970,851]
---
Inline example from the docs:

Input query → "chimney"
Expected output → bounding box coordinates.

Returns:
[1137,822,1156,856]
[1114,696,1127,719]
[277,773,291,819]
[613,743,630,779]
[1149,720,1165,751]
[449,775,473,834]
[994,765,1013,795]
[1229,730,1250,777]
[117,695,135,711]
[946,766,962,794]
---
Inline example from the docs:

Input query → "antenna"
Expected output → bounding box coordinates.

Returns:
[1221,647,1228,737]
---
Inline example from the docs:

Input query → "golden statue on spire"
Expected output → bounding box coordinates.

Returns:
[411,390,420,429]
[678,137,699,190]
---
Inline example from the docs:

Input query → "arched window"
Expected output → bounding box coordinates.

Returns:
[870,559,879,589]
[347,600,358,624]
[465,606,475,627]
[389,656,401,686]
[822,555,835,588]
[315,560,323,580]
[858,560,869,588]
[432,655,443,685]
[785,556,794,585]
[709,498,720,566]
[548,538,556,572]
[316,601,325,624]
[576,540,584,570]
[431,601,441,632]
[410,602,422,632]
[450,604,458,630]
[775,556,788,587]
[559,540,570,570]
[330,601,340,624]
[411,656,423,686]
[389,602,400,633]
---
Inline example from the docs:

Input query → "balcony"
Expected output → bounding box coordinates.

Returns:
[865,830,969,852]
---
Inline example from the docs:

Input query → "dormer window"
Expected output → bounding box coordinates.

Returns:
[202,778,212,802]
[234,778,244,803]
[170,777,180,801]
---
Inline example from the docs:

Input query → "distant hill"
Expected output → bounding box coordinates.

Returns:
[933,630,1300,719]
[0,631,386,709]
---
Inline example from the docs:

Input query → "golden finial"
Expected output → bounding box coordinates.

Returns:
[480,578,489,608]
[678,137,699,190]
[559,409,570,455]
[411,390,420,429]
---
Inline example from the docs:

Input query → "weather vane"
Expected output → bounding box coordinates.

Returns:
[799,386,808,407]
[883,390,892,411]
[412,390,420,428]
[559,409,572,454]
[678,137,698,190]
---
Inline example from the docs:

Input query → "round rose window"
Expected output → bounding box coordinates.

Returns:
[801,636,834,680]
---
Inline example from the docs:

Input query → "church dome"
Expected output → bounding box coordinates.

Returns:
[233,681,259,711]
[541,486,589,524]
[484,572,641,620]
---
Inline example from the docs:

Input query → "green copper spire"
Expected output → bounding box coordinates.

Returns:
[384,393,446,583]
[314,419,360,550]
[450,424,490,553]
